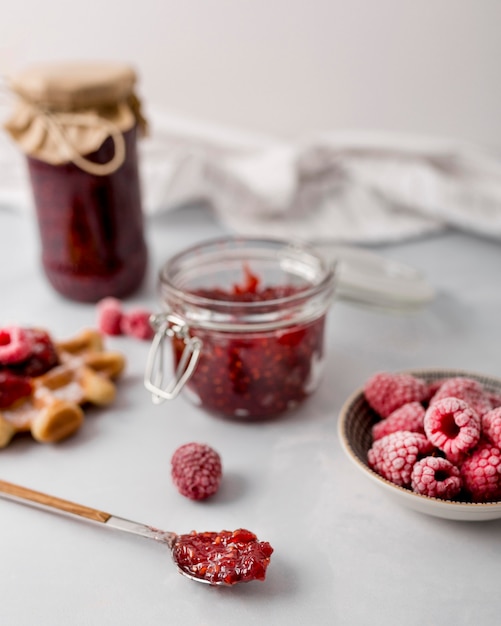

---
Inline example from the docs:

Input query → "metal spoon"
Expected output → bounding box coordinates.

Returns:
[0,479,271,586]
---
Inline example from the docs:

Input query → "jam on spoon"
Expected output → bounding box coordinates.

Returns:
[0,480,273,586]
[174,528,273,585]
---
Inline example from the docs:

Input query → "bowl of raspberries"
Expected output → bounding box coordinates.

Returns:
[338,369,501,521]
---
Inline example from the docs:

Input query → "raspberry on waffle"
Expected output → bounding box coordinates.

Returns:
[0,328,125,446]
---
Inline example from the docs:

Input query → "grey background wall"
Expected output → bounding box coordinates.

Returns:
[1,0,500,147]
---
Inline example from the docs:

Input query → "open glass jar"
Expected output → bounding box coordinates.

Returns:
[145,237,336,419]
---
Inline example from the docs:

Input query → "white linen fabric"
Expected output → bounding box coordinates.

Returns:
[2,102,501,244]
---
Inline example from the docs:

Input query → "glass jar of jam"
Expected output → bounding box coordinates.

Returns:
[145,236,336,419]
[4,62,148,302]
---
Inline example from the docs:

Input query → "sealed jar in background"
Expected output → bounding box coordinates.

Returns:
[145,237,336,419]
[4,62,148,302]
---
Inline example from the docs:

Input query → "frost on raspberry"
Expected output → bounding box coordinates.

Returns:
[363,372,427,418]
[171,442,222,500]
[482,407,501,448]
[460,442,501,502]
[367,430,433,487]
[0,326,32,365]
[430,377,492,418]
[411,456,462,500]
[424,397,481,465]
[372,401,425,441]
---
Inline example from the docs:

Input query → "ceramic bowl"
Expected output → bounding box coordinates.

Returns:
[338,369,501,521]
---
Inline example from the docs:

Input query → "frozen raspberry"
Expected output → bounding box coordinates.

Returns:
[171,442,222,500]
[364,372,428,418]
[411,456,462,500]
[430,377,492,418]
[482,407,501,448]
[460,442,501,502]
[424,397,481,464]
[372,402,426,440]
[96,298,124,336]
[367,430,433,487]
[0,326,32,364]
[120,308,154,340]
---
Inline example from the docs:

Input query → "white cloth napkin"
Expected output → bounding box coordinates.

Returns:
[2,102,501,244]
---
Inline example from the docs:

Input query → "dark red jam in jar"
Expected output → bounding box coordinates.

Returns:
[173,528,274,585]
[27,126,147,302]
[148,237,336,419]
[5,62,148,302]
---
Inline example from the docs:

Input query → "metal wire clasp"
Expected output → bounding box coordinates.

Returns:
[144,312,202,404]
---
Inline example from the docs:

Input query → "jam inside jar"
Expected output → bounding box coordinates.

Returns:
[27,126,147,302]
[150,237,336,419]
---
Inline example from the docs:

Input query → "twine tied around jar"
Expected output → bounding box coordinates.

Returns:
[2,62,147,176]
[38,108,126,176]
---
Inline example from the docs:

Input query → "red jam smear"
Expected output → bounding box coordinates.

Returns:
[27,127,147,303]
[173,528,274,585]
[173,267,325,418]
[0,371,33,409]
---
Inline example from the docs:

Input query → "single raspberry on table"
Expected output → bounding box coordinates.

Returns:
[460,442,501,502]
[120,308,154,340]
[363,371,428,418]
[367,430,434,487]
[0,326,32,365]
[411,456,462,500]
[430,377,492,418]
[96,298,124,336]
[372,401,426,441]
[171,442,222,500]
[424,397,481,464]
[482,407,501,448]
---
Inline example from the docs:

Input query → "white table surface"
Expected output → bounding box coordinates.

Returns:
[1,204,501,626]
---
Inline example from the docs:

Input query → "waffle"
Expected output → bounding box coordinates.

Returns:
[0,328,125,447]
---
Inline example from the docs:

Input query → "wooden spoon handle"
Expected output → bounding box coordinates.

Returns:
[0,479,111,523]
